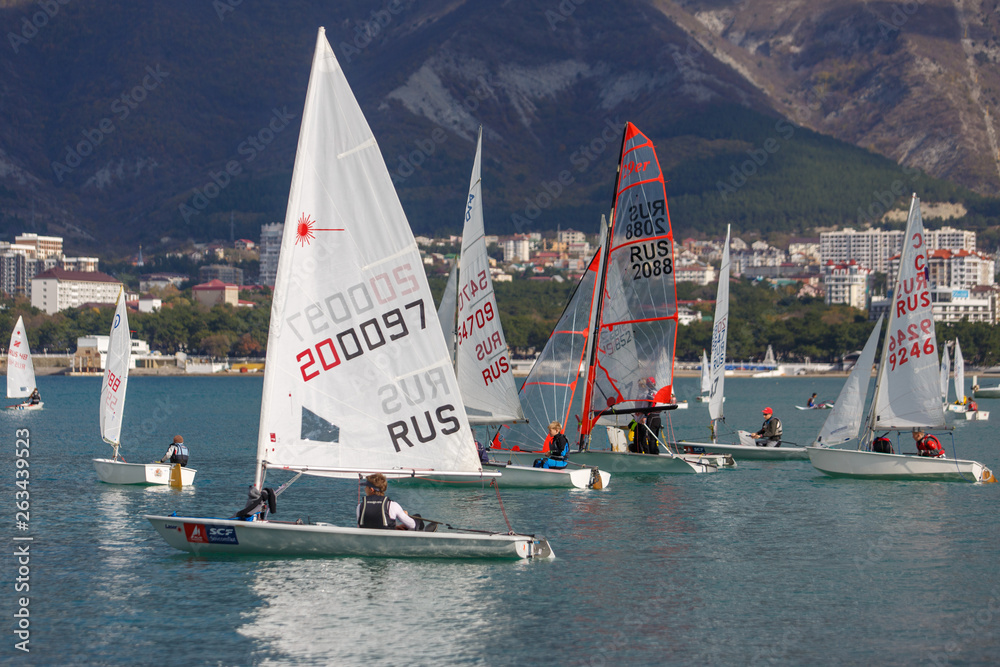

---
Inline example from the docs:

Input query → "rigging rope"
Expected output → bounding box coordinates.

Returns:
[490,479,514,534]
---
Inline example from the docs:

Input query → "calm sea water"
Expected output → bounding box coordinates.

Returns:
[2,375,998,666]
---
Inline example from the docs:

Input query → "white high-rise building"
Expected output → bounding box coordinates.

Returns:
[259,223,284,287]
[503,237,531,263]
[821,226,976,273]
[823,261,871,309]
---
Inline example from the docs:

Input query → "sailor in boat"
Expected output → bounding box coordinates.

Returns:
[807,393,818,408]
[534,421,570,469]
[751,407,782,447]
[29,388,40,405]
[357,473,418,530]
[872,435,895,454]
[912,429,945,458]
[159,435,189,466]
[965,397,979,413]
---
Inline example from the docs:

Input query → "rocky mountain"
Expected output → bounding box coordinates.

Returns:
[0,0,996,254]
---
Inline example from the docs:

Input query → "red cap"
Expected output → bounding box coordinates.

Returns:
[647,377,656,384]
[762,407,772,415]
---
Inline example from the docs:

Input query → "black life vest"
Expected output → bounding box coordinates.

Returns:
[358,495,395,529]
[550,433,569,460]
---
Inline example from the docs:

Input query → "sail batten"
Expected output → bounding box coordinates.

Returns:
[255,28,480,484]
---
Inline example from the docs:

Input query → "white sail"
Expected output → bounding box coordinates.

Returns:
[939,341,950,403]
[814,316,882,447]
[436,262,458,359]
[699,349,710,394]
[255,28,480,482]
[953,339,965,404]
[708,225,731,422]
[869,195,946,431]
[6,316,35,399]
[455,128,524,425]
[100,293,131,446]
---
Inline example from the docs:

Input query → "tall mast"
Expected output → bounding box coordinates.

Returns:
[579,124,628,442]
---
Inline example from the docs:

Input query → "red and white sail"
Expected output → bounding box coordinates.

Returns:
[869,195,946,431]
[581,122,679,434]
[256,28,480,481]
[455,128,524,424]
[6,316,35,399]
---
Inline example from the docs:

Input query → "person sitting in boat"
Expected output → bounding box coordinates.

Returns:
[356,473,417,530]
[159,435,189,466]
[644,412,662,455]
[28,387,40,405]
[912,429,945,458]
[626,415,647,454]
[807,393,818,408]
[965,397,978,413]
[752,407,782,447]
[534,421,570,469]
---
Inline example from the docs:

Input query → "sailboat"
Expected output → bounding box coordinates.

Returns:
[411,128,609,489]
[674,226,804,460]
[146,28,553,558]
[751,344,785,378]
[945,339,988,420]
[807,195,996,482]
[562,123,717,474]
[696,349,710,402]
[6,316,42,410]
[93,292,196,485]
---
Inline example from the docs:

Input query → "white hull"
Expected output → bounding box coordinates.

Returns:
[973,386,1000,399]
[7,401,43,411]
[674,401,688,410]
[806,447,997,483]
[93,459,197,485]
[569,450,716,474]
[145,515,553,559]
[677,440,809,461]
[695,395,709,403]
[965,411,989,421]
[394,463,610,489]
[795,404,833,410]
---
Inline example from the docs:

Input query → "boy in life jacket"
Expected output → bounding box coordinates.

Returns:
[912,428,945,458]
[534,421,570,469]
[752,407,782,447]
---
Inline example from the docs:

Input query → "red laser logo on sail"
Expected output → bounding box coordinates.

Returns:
[294,213,343,246]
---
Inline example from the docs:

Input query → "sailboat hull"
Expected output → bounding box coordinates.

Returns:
[93,459,197,485]
[7,402,43,411]
[393,463,611,489]
[973,386,1000,399]
[677,441,809,461]
[806,447,997,483]
[145,515,554,559]
[569,450,716,474]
